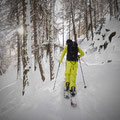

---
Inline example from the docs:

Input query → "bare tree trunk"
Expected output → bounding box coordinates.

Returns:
[85,0,89,40]
[42,20,45,43]
[89,0,94,40]
[32,0,45,81]
[78,13,81,38]
[62,14,65,47]
[49,0,55,81]
[16,4,21,78]
[68,17,71,39]
[97,0,99,21]
[37,49,45,81]
[108,0,113,20]
[49,44,54,80]
[114,0,119,18]
[22,0,29,96]
[115,0,119,12]
[33,0,37,71]
[93,0,97,30]
[46,18,49,40]
[71,1,77,42]
[62,3,65,46]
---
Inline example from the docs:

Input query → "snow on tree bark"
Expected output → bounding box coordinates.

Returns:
[71,1,77,42]
[22,0,30,96]
[31,0,45,81]
[89,0,94,40]
[16,3,21,80]
[48,0,55,81]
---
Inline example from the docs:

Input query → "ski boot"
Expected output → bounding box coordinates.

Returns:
[70,86,76,97]
[64,82,70,91]
[64,82,70,99]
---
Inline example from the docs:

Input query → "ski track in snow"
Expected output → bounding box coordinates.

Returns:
[0,82,16,93]
[0,61,120,120]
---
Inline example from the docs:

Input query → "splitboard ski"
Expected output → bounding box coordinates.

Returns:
[64,90,70,99]
[70,94,77,107]
[64,90,77,107]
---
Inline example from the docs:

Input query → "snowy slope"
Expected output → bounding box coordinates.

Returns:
[79,16,120,65]
[0,18,120,120]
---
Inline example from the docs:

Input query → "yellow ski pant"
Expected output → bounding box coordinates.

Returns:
[64,61,78,90]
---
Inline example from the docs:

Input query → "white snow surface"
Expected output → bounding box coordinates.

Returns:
[0,18,120,120]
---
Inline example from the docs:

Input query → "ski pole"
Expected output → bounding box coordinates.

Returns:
[53,62,60,90]
[78,58,87,88]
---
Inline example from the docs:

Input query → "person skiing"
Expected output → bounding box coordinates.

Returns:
[59,39,84,96]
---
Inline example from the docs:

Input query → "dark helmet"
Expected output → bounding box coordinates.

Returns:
[66,39,72,45]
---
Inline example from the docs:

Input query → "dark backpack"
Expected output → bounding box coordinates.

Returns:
[67,41,78,61]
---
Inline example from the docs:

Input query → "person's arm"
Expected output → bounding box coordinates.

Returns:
[59,46,67,63]
[78,47,84,58]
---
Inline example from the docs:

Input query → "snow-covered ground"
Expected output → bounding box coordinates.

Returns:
[0,17,120,120]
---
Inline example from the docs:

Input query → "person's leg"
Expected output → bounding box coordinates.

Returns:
[64,61,71,90]
[69,62,78,93]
